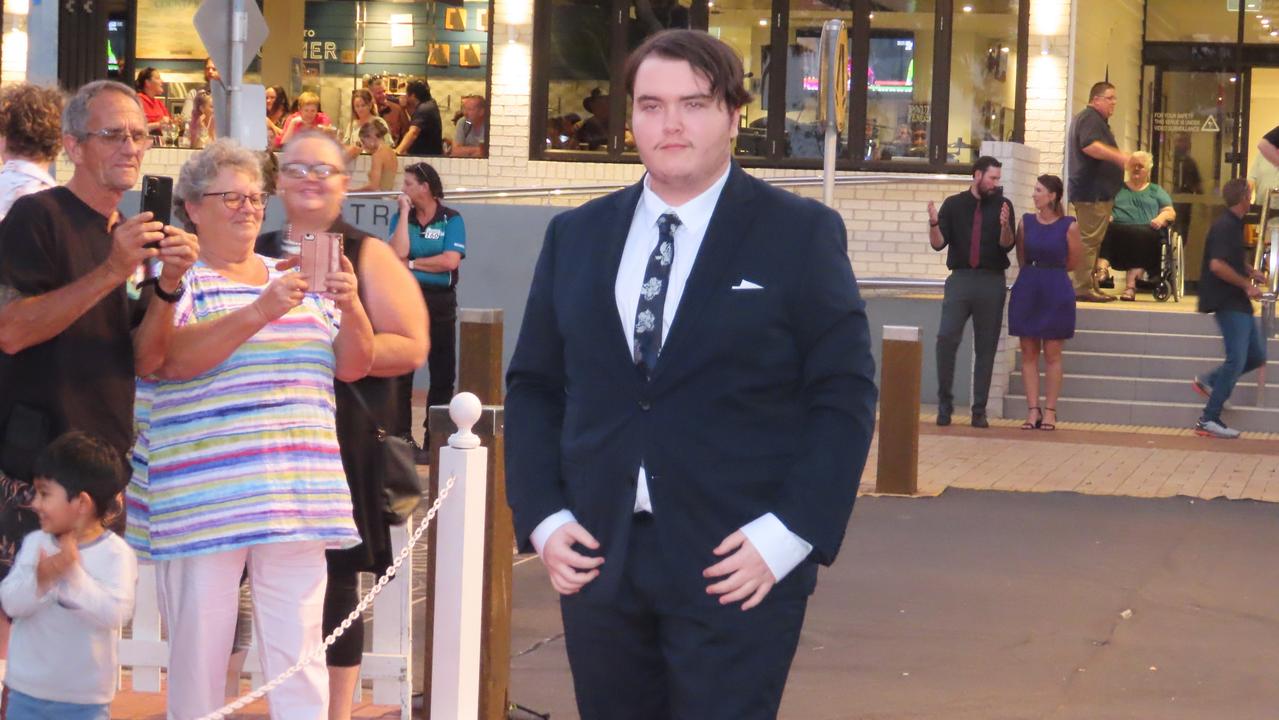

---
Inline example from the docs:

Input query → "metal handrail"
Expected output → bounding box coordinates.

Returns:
[344,172,961,202]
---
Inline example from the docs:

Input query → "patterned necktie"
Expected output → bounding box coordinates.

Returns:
[969,202,983,269]
[633,212,680,378]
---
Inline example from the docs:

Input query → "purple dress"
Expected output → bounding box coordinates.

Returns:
[1009,214,1076,339]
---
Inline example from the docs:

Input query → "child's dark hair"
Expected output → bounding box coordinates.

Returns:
[32,431,124,520]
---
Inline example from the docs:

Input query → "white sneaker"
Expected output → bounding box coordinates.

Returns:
[1195,419,1241,439]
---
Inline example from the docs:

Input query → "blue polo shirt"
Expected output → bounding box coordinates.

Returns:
[389,205,466,288]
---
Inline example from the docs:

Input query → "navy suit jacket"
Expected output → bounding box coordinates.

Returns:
[505,163,878,608]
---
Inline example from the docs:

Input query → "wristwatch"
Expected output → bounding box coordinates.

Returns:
[152,280,185,304]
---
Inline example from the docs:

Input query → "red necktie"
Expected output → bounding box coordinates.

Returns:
[969,203,983,269]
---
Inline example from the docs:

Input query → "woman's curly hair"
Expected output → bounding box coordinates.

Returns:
[0,84,65,163]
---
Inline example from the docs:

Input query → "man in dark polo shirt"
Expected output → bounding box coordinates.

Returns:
[927,155,1015,428]
[1192,178,1267,439]
[0,80,198,581]
[1067,81,1129,302]
[395,80,443,156]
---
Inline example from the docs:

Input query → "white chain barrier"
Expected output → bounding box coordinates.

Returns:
[194,473,459,720]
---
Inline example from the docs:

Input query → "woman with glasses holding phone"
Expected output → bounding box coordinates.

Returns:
[257,130,427,720]
[390,161,465,462]
[125,138,376,718]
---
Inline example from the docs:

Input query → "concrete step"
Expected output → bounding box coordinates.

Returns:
[1009,372,1279,408]
[1001,394,1279,434]
[1074,306,1221,334]
[1035,350,1279,380]
[1064,329,1279,358]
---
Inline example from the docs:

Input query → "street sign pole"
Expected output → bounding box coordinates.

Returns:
[195,0,269,148]
[229,0,246,146]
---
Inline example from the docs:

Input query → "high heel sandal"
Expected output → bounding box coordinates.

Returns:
[1021,407,1042,430]
[1040,408,1057,431]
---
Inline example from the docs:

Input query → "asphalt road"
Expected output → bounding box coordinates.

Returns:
[506,489,1279,719]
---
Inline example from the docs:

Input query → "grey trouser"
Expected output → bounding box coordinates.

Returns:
[937,269,1007,413]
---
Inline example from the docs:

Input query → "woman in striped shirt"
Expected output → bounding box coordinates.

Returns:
[125,139,374,718]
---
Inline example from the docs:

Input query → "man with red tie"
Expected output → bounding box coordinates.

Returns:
[927,156,1015,428]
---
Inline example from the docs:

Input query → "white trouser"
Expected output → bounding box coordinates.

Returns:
[155,541,330,720]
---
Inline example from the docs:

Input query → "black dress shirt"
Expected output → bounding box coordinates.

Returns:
[934,189,1015,271]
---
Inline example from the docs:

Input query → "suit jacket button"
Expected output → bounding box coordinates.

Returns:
[638,399,651,411]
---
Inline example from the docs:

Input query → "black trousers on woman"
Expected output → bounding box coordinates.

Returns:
[396,286,458,440]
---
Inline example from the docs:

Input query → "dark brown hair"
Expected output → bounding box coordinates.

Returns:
[0,83,64,162]
[406,161,444,200]
[1089,81,1115,101]
[135,66,159,93]
[623,30,752,111]
[1223,177,1250,208]
[1037,174,1064,215]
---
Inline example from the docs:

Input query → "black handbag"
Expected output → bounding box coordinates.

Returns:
[344,384,424,526]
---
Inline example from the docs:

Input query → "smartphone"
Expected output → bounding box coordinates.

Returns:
[298,232,343,291]
[141,175,173,249]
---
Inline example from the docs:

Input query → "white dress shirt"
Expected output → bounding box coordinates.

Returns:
[529,166,814,584]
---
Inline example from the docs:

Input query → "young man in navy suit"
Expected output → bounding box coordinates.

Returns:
[506,29,878,719]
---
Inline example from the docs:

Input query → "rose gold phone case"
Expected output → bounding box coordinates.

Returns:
[298,232,343,290]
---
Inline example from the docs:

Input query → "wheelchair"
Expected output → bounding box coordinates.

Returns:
[1099,224,1183,302]
[1151,227,1184,302]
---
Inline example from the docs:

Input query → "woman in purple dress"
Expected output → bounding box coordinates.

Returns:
[1008,175,1082,431]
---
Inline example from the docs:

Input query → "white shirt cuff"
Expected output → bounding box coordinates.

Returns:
[740,513,813,583]
[529,509,577,556]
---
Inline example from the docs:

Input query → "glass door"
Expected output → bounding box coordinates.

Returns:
[1150,68,1243,285]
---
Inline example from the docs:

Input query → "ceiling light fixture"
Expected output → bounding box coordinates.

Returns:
[962,4,973,11]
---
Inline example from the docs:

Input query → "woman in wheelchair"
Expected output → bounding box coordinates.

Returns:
[1099,151,1176,301]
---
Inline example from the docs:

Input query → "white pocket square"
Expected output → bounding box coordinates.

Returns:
[731,279,764,290]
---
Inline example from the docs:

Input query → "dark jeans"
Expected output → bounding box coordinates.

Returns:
[1199,310,1267,422]
[395,286,458,438]
[937,269,1007,414]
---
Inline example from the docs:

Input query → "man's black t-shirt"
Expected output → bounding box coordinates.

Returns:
[1068,106,1123,202]
[1197,209,1253,315]
[0,187,147,478]
[407,100,444,156]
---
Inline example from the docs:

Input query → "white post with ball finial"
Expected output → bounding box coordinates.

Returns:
[430,392,489,720]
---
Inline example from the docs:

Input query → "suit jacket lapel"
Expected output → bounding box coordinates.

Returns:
[653,164,760,379]
[596,180,645,376]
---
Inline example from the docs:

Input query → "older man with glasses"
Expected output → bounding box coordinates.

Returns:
[0,80,198,654]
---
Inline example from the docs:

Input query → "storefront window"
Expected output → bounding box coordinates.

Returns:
[778,0,849,159]
[1146,0,1239,44]
[947,0,1017,164]
[299,0,493,158]
[544,0,614,153]
[866,0,934,165]
[531,0,1026,171]
[710,0,770,159]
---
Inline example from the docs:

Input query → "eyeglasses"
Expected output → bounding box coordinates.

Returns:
[202,191,268,211]
[84,128,153,149]
[280,162,344,180]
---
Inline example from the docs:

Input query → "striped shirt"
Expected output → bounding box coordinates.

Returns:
[125,256,359,560]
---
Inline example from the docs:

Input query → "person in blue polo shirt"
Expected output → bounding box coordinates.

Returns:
[390,162,466,461]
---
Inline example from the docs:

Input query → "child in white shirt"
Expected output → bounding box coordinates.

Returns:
[0,432,137,720]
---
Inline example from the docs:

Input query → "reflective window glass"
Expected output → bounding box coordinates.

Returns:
[866,0,934,165]
[1146,0,1239,43]
[545,0,614,152]
[708,0,772,158]
[947,0,1018,164]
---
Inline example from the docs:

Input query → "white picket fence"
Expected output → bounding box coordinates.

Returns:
[117,392,493,720]
[118,522,415,719]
